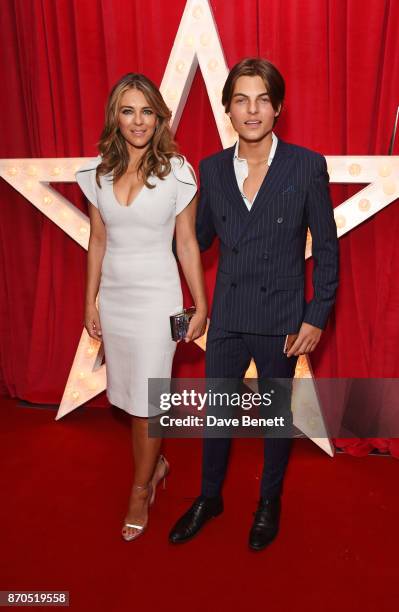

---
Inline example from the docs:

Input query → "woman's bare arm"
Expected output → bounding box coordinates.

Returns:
[85,203,106,341]
[175,195,208,342]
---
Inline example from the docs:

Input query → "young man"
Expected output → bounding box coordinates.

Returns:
[169,58,339,550]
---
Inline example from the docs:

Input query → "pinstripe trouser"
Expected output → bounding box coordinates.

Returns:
[202,323,299,500]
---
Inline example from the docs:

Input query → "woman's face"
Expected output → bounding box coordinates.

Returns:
[117,87,157,150]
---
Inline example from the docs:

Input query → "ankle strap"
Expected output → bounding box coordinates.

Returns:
[132,483,151,491]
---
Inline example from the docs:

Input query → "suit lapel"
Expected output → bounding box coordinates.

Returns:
[216,139,296,243]
[231,139,296,243]
[219,146,250,220]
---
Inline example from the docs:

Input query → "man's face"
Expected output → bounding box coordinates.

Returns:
[228,75,280,142]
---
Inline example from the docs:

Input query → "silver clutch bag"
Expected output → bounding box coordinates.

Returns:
[170,306,196,341]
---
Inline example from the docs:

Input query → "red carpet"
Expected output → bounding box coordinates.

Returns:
[0,396,397,611]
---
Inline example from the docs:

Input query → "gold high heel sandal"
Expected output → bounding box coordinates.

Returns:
[150,455,170,506]
[121,482,152,542]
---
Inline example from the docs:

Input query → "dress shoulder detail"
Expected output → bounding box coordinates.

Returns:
[76,155,102,174]
[75,156,102,208]
[170,156,197,215]
[170,155,197,186]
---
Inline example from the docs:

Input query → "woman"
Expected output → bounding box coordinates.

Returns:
[76,73,207,541]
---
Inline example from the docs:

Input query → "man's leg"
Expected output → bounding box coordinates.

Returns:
[243,333,298,551]
[245,333,298,500]
[202,324,252,497]
[169,324,251,543]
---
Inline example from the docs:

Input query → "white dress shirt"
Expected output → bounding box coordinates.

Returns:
[233,132,278,210]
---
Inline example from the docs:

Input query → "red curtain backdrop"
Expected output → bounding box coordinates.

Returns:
[1,0,398,456]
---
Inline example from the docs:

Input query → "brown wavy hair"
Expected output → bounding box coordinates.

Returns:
[96,73,181,188]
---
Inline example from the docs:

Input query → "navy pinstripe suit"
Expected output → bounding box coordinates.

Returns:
[196,138,339,500]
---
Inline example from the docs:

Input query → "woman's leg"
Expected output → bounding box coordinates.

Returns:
[122,416,162,538]
[131,415,162,484]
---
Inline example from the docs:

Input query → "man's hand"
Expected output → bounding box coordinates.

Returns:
[285,322,322,357]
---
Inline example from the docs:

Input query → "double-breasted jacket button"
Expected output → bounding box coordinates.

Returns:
[232,247,239,254]
[260,286,267,292]
[222,215,226,221]
[277,217,283,223]
[231,282,237,288]
[263,252,269,260]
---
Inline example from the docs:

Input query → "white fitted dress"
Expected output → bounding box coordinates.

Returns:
[76,155,197,416]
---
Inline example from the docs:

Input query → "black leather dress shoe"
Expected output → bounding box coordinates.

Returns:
[248,496,281,551]
[169,495,223,544]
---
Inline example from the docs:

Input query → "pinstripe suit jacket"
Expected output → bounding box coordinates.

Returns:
[196,139,339,334]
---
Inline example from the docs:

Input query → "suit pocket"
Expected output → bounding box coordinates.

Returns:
[274,276,304,290]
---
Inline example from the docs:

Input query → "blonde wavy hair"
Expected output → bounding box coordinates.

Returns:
[96,73,182,188]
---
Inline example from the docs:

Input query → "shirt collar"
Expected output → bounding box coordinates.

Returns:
[234,132,278,166]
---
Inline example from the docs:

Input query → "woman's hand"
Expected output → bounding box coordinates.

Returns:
[175,195,209,344]
[184,310,207,343]
[85,304,103,342]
